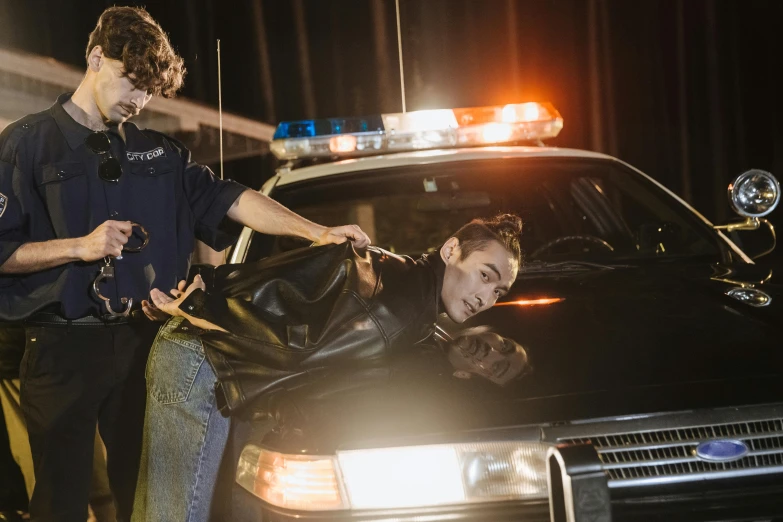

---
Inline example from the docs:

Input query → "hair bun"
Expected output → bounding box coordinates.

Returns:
[454,213,524,266]
[489,213,523,237]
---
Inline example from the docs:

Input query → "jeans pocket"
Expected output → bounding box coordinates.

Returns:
[146,318,205,404]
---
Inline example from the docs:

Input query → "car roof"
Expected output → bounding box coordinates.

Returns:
[274,146,615,186]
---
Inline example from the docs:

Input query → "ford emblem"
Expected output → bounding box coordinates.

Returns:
[695,439,749,462]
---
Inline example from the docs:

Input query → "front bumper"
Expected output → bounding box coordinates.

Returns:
[230,477,783,522]
[228,410,783,521]
[231,487,550,522]
[614,482,783,521]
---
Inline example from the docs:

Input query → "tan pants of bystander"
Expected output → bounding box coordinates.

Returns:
[0,379,117,522]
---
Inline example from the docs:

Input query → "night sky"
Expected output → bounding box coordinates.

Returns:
[1,0,781,262]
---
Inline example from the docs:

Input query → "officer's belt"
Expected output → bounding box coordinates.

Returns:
[25,312,134,327]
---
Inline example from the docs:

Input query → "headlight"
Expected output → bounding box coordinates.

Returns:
[236,441,551,512]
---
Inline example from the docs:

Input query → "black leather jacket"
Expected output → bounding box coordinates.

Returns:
[176,243,444,415]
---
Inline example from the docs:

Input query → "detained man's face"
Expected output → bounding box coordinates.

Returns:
[439,238,518,324]
[90,48,152,124]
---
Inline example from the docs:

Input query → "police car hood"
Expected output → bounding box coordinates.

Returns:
[260,261,783,454]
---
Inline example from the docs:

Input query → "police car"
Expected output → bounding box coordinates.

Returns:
[225,102,783,521]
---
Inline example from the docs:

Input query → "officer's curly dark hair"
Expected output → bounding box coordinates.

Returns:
[86,6,185,98]
[452,213,524,267]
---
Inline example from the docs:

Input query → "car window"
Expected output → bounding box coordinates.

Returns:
[244,157,721,263]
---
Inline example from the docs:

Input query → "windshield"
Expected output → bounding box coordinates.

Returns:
[244,157,723,264]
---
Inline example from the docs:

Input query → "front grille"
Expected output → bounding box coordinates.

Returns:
[557,416,783,486]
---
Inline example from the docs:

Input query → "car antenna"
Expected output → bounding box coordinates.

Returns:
[217,39,224,180]
[395,0,406,113]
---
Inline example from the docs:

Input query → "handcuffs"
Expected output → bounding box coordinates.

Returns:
[92,222,150,317]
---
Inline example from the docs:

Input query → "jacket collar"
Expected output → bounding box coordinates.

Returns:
[420,251,446,317]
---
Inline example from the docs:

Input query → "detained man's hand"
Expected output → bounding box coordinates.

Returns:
[149,275,206,318]
[141,279,187,321]
[316,225,371,248]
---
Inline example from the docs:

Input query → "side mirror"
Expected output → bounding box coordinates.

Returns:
[714,170,779,258]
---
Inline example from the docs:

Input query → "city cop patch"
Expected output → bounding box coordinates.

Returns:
[126,147,166,162]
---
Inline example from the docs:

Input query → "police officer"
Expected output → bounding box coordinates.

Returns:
[0,7,369,522]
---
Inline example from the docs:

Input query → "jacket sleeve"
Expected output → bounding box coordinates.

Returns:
[178,244,390,413]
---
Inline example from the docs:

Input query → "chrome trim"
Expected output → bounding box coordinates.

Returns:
[726,287,772,307]
[602,457,698,470]
[544,404,783,441]
[727,169,781,218]
[229,228,252,264]
[599,448,783,470]
[756,218,777,259]
[547,448,577,522]
[714,216,764,232]
[714,217,777,259]
[597,431,783,453]
[547,445,611,522]
[711,266,773,288]
[607,465,783,488]
[229,176,280,264]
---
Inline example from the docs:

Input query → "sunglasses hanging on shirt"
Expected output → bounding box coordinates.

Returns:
[85,131,123,182]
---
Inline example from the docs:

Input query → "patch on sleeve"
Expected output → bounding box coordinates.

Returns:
[0,192,7,218]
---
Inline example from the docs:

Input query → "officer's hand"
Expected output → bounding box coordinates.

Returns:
[150,275,206,317]
[142,279,187,321]
[78,220,132,261]
[316,225,371,248]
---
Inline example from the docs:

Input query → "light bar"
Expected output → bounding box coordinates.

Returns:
[382,109,459,151]
[270,102,563,160]
[454,102,563,146]
[237,441,551,512]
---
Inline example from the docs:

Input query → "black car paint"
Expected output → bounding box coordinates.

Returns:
[245,261,782,455]
[223,260,783,521]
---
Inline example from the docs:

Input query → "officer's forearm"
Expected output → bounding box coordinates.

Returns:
[227,190,325,242]
[0,239,82,274]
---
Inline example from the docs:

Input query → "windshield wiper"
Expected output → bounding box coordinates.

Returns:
[520,260,625,274]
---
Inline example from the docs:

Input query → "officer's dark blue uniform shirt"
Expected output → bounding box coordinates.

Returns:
[0,93,247,320]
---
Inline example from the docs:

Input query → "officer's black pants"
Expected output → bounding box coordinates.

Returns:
[19,321,158,522]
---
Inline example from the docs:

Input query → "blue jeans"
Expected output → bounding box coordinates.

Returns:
[132,317,229,522]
